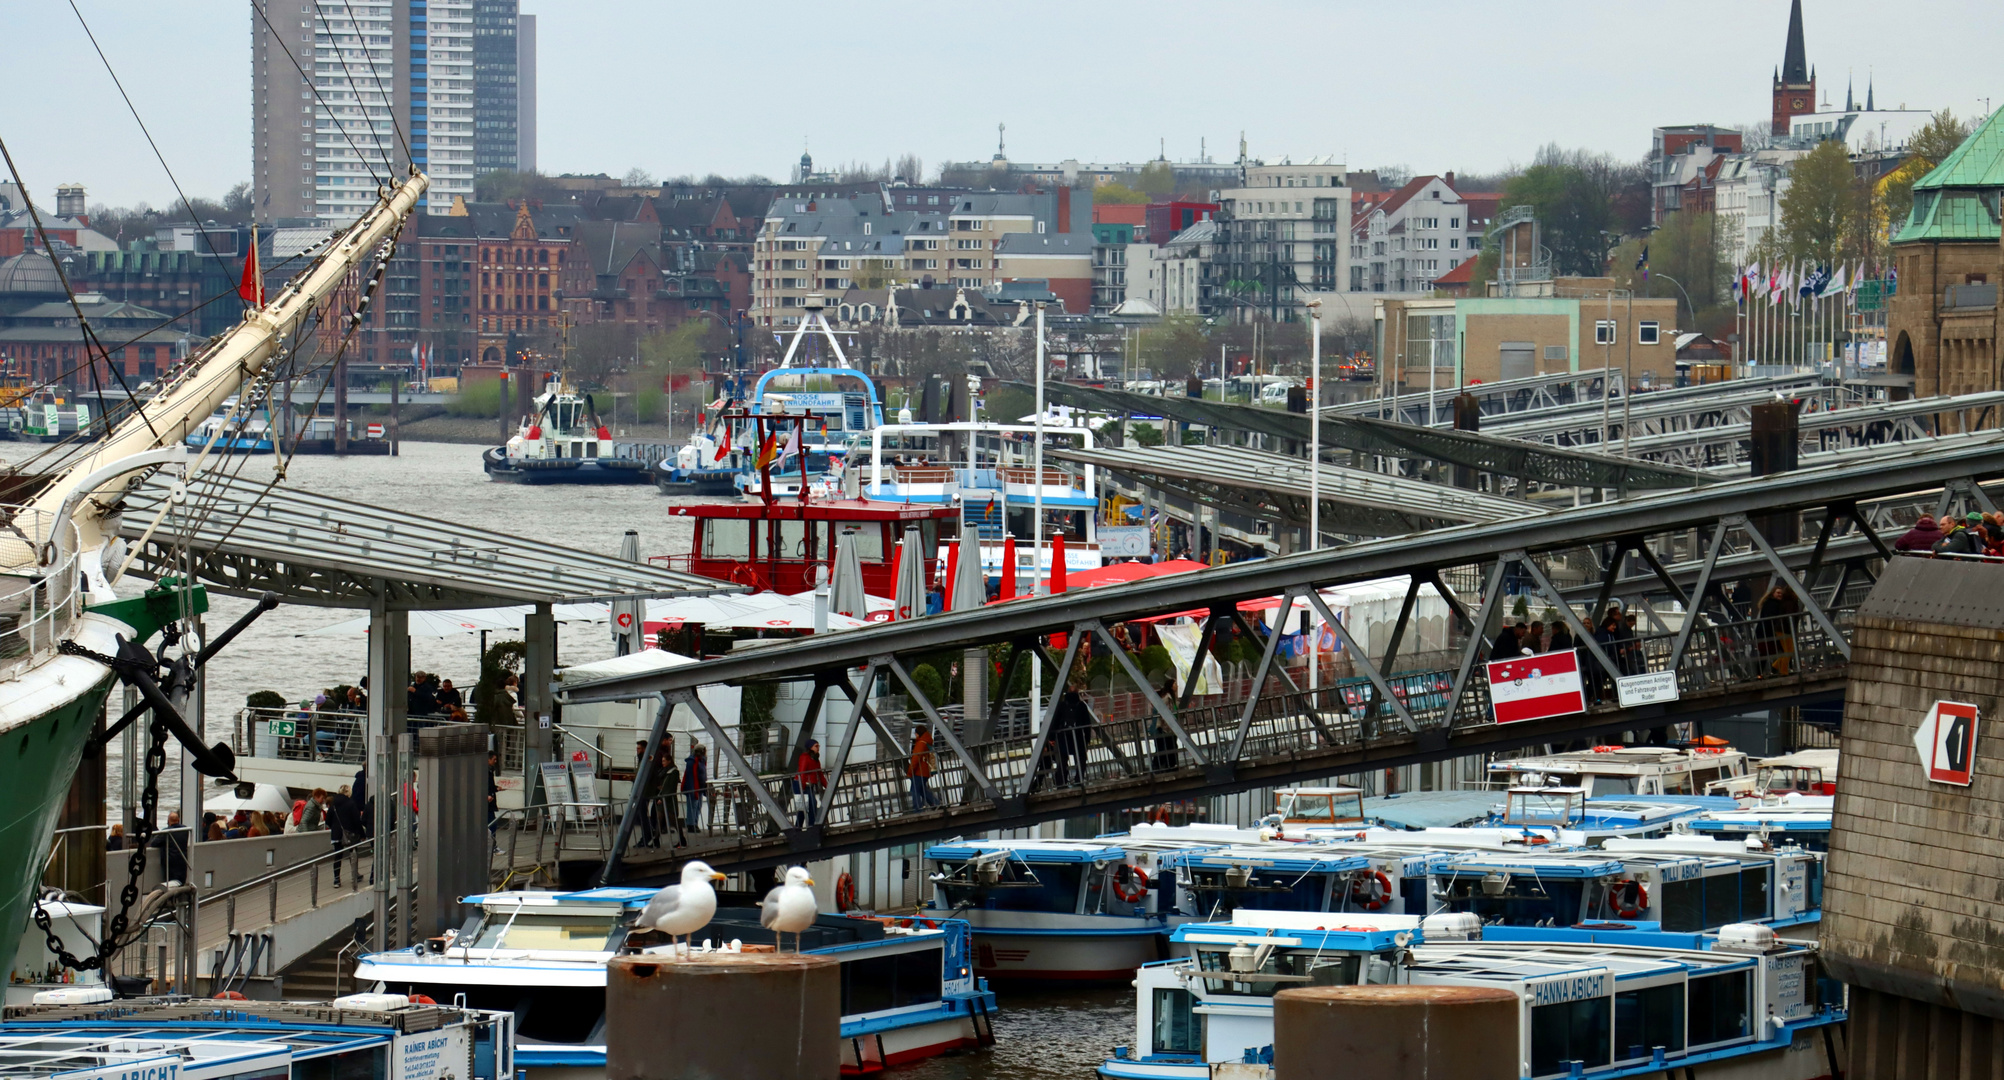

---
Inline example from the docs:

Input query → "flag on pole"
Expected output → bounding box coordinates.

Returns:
[237,226,264,307]
[1820,263,1848,298]
[781,423,801,460]
[1635,245,1649,282]
[754,430,780,470]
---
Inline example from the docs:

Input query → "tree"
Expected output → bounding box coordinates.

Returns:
[1136,162,1176,199]
[1879,109,1973,245]
[225,181,254,218]
[475,169,566,204]
[622,167,656,187]
[1091,180,1148,205]
[894,153,925,184]
[1778,139,1857,264]
[1502,163,1617,277]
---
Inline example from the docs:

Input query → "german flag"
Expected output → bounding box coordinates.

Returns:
[754,431,780,471]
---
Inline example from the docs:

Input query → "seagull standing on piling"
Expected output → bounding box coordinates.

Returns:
[760,866,819,953]
[642,860,726,951]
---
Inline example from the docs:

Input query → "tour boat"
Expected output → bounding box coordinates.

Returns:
[1681,798,1833,850]
[483,374,651,484]
[1488,745,1751,798]
[1427,842,1823,934]
[0,994,514,1080]
[656,496,956,596]
[183,398,276,454]
[355,887,997,1077]
[1102,910,1845,1080]
[922,838,1223,982]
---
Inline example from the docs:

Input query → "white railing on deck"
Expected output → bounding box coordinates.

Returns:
[0,507,83,683]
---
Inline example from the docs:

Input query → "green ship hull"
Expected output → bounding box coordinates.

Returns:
[0,675,115,986]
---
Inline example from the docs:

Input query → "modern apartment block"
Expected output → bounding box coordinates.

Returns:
[252,0,530,223]
[1208,157,1351,322]
[751,185,1093,326]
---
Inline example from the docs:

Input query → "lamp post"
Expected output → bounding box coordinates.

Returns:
[1650,273,1698,332]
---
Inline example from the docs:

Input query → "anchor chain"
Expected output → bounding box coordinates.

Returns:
[34,712,172,973]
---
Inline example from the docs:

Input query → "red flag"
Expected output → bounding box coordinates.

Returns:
[238,228,264,307]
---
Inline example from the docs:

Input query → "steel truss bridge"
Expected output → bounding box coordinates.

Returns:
[554,430,2004,883]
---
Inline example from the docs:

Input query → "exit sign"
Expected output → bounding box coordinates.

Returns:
[267,719,297,738]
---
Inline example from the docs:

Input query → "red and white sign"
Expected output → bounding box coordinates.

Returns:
[615,611,634,629]
[1487,651,1587,724]
[1914,701,1979,786]
[366,422,385,437]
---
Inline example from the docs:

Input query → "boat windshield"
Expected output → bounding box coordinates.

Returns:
[1192,947,1367,997]
[468,912,621,951]
[1277,791,1364,824]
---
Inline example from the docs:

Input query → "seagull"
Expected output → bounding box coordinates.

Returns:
[641,860,725,951]
[760,866,819,953]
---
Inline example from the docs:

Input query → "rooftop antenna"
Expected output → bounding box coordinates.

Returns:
[997,122,1006,160]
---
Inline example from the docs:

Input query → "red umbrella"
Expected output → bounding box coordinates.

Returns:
[1000,535,1017,599]
[944,541,960,611]
[1051,533,1068,594]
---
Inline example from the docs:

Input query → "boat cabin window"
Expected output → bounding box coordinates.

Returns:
[467,912,621,951]
[1614,982,1686,1060]
[1585,774,1637,797]
[1530,993,1612,1077]
[429,983,606,1045]
[1152,987,1201,1054]
[1194,947,1362,997]
[1277,791,1364,824]
[840,947,942,1015]
[1654,865,1769,931]
[935,860,1084,913]
[1687,970,1752,1047]
[1439,873,1585,926]
[702,520,755,560]
[1186,868,1328,916]
[774,519,816,560]
[834,523,886,562]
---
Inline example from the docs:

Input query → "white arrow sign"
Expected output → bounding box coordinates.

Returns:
[1914,700,1980,787]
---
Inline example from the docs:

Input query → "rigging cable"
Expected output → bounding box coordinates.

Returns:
[328,0,413,167]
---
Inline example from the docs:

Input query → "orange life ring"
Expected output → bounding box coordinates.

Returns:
[1111,864,1151,903]
[1609,879,1648,920]
[835,872,858,911]
[1351,870,1393,911]
[409,994,437,1005]
[215,990,249,1001]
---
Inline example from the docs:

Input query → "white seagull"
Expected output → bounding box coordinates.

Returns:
[641,860,726,950]
[760,866,819,953]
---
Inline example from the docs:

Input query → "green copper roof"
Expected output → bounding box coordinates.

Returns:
[1895,107,2004,243]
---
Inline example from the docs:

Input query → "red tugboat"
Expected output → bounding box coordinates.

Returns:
[653,409,958,596]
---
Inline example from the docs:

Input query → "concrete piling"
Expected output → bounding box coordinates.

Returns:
[605,952,839,1080]
[1273,985,1518,1080]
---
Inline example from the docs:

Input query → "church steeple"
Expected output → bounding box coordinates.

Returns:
[1846,73,1854,112]
[1866,73,1875,112]
[1780,0,1809,84]
[1771,0,1816,136]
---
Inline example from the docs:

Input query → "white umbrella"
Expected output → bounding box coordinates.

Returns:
[203,782,294,814]
[611,530,644,655]
[828,528,868,619]
[789,589,894,617]
[892,527,927,620]
[950,526,985,612]
[644,593,867,632]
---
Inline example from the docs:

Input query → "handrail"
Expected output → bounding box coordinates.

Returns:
[197,836,367,907]
[0,507,82,683]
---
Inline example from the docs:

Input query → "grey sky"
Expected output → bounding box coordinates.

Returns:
[8,0,2002,211]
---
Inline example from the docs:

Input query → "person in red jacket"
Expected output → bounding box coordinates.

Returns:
[793,740,826,828]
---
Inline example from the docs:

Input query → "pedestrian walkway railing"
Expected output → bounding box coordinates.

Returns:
[231,708,520,773]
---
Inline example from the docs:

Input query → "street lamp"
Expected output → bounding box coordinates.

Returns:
[1650,274,1698,331]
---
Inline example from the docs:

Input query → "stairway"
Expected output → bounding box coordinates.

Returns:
[277,923,368,1001]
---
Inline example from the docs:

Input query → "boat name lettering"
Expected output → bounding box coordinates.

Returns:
[1529,972,1607,1006]
[1662,862,1704,881]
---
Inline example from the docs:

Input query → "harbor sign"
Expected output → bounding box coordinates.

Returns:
[1914,701,1979,786]
[1486,651,1586,724]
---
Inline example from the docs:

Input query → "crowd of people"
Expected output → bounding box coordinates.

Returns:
[1896,512,2004,557]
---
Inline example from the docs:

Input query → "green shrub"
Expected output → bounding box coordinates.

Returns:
[447,378,507,418]
[245,690,287,710]
[910,663,946,707]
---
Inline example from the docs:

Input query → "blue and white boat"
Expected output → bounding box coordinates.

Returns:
[923,837,1223,981]
[0,993,515,1080]
[1103,910,1846,1080]
[184,398,276,454]
[1488,746,1752,798]
[1682,798,1833,850]
[1428,841,1823,934]
[354,887,997,1077]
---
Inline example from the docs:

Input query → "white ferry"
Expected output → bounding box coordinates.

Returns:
[355,887,997,1076]
[1102,911,1845,1080]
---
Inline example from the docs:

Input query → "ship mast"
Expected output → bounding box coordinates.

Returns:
[16,170,430,561]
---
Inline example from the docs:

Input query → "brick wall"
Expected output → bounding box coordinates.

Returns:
[1824,555,2004,1022]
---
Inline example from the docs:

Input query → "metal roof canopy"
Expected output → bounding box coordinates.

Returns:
[1030,382,1708,492]
[1620,389,2004,461]
[1054,444,1534,537]
[1324,367,1620,423]
[559,427,2004,704]
[117,471,736,609]
[1477,380,1845,442]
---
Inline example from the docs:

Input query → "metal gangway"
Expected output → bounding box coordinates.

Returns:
[555,428,2004,881]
